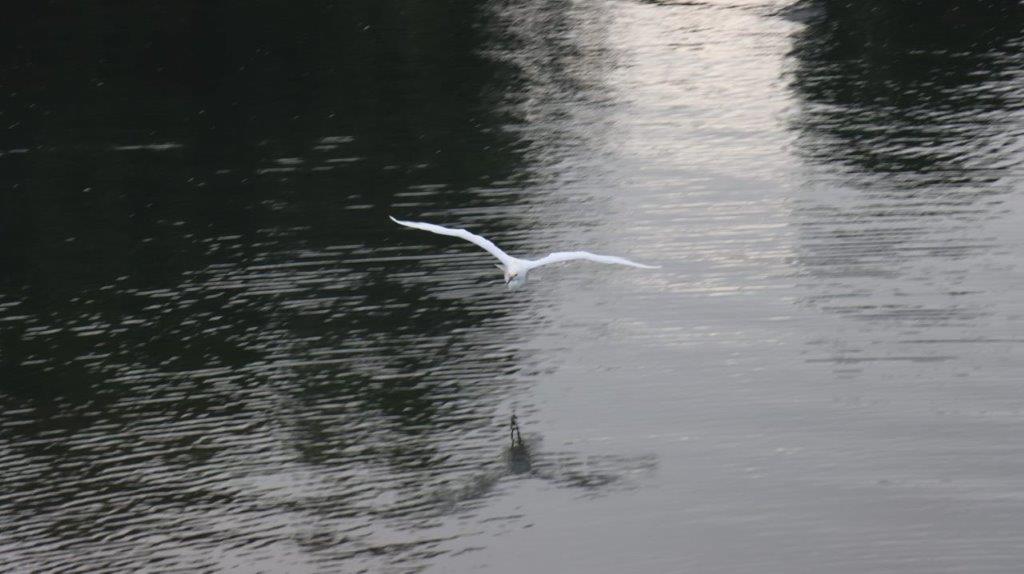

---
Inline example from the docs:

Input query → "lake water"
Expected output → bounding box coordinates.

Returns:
[2,1,1023,572]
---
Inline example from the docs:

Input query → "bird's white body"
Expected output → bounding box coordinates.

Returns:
[390,216,658,289]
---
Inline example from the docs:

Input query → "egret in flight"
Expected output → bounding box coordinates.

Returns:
[390,216,658,289]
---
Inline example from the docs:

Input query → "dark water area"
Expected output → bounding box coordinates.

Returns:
[2,1,1023,572]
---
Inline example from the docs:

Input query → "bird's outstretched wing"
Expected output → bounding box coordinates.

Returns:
[525,251,659,271]
[390,216,515,267]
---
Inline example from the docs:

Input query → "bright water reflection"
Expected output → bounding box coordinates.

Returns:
[2,1,1024,572]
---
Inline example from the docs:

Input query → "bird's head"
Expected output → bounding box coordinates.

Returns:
[506,273,525,290]
[497,264,525,290]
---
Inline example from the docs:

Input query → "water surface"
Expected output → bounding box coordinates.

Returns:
[2,1,1023,572]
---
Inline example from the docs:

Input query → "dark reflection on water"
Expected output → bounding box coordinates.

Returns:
[789,1,1024,185]
[781,11,1024,572]
[788,2,1024,328]
[0,0,652,572]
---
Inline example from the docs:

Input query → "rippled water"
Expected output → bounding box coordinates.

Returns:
[2,1,1023,572]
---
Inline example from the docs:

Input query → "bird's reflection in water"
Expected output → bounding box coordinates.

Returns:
[507,414,531,475]
[425,413,657,516]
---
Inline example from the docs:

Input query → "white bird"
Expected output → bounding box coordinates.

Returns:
[390,216,659,289]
